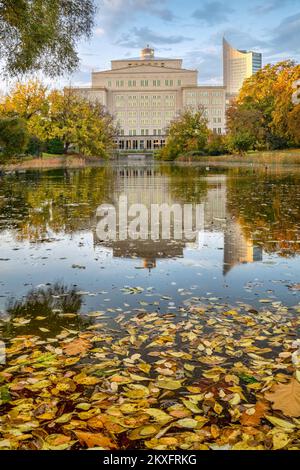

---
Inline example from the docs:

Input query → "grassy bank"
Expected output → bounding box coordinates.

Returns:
[175,149,300,165]
[1,149,300,171]
[0,153,105,171]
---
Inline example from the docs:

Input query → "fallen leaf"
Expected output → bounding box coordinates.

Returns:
[265,378,300,417]
[75,431,116,449]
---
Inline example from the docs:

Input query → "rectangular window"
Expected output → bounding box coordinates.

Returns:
[178,80,182,86]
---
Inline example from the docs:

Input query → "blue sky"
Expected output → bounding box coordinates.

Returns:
[11,0,300,89]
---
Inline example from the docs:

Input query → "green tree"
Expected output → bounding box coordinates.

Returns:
[288,104,300,145]
[206,132,227,156]
[226,102,266,150]
[0,0,96,77]
[158,106,209,161]
[226,131,255,155]
[0,116,29,158]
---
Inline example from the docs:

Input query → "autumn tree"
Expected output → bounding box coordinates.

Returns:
[46,90,117,157]
[0,1,96,77]
[0,80,48,141]
[0,81,117,158]
[158,107,209,160]
[234,61,300,150]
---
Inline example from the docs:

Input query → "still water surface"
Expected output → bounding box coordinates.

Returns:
[0,163,300,338]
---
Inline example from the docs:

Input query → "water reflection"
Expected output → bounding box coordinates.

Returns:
[0,162,300,325]
[95,165,263,274]
[2,283,90,338]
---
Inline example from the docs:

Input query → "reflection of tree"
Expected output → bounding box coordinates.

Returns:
[2,283,90,338]
[226,169,300,257]
[159,164,209,203]
[0,167,114,241]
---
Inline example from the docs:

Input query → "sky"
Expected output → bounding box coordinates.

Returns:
[2,0,300,90]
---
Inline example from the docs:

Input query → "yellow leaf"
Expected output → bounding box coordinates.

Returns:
[145,409,173,425]
[176,418,198,429]
[214,402,223,414]
[156,379,183,390]
[265,415,295,430]
[272,432,290,450]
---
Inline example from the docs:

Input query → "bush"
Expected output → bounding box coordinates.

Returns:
[46,138,65,155]
[226,131,255,155]
[0,117,29,159]
[26,136,43,156]
[206,133,227,156]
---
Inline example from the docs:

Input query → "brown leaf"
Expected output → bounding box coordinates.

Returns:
[265,378,300,417]
[63,338,91,356]
[240,401,269,427]
[75,431,116,449]
[87,416,104,429]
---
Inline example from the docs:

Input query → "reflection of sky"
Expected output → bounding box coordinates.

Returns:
[1,226,300,315]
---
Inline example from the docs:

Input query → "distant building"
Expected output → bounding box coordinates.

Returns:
[70,46,226,152]
[223,38,262,97]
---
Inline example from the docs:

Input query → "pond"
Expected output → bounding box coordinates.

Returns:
[1,163,299,332]
[0,162,300,450]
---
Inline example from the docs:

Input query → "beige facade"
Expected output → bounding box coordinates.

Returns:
[71,47,226,151]
[223,38,262,96]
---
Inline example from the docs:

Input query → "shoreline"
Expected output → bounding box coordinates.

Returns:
[1,149,300,171]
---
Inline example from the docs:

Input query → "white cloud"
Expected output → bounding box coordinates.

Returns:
[98,0,175,33]
[95,27,105,36]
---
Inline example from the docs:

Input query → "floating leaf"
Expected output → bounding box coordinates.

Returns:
[75,431,116,449]
[265,379,300,417]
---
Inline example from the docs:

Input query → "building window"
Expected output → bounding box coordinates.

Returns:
[218,128,222,134]
[178,80,182,86]
[108,81,112,87]
[141,80,149,87]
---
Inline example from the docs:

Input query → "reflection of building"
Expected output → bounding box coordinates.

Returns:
[94,164,262,273]
[224,220,263,275]
[70,46,226,151]
[223,38,262,97]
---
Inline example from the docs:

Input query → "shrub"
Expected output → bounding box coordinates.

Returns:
[0,117,29,159]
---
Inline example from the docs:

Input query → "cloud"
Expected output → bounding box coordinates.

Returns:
[99,0,175,33]
[251,0,295,15]
[268,13,300,55]
[184,46,223,84]
[116,27,193,48]
[192,1,234,26]
[95,27,105,36]
[211,28,267,51]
